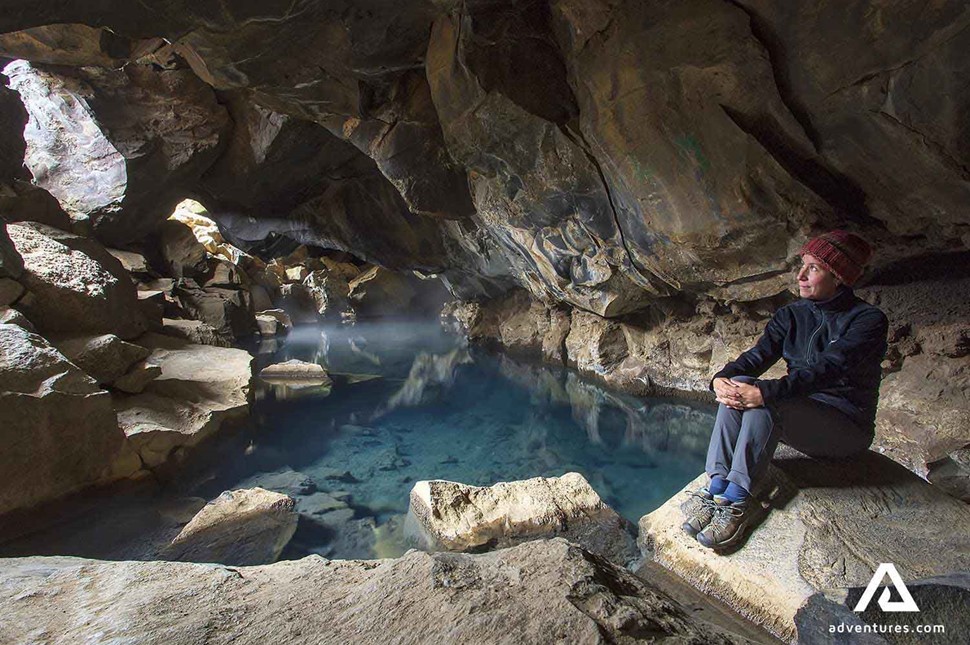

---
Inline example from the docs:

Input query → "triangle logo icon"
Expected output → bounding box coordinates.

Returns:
[853,563,920,613]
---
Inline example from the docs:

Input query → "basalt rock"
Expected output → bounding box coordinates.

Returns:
[7,222,147,339]
[4,57,230,245]
[51,333,150,386]
[407,472,638,566]
[0,539,744,644]
[0,323,140,516]
[115,332,252,468]
[639,446,970,642]
[163,488,298,566]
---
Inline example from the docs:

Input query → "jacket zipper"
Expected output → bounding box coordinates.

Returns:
[807,310,825,363]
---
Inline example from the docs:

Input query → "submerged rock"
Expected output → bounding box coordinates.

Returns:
[638,446,970,642]
[0,539,742,644]
[163,488,297,566]
[407,472,638,566]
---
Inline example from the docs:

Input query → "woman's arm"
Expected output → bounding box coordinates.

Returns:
[710,308,789,387]
[754,308,888,402]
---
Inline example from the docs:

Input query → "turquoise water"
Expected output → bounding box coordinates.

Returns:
[197,321,715,560]
[0,320,714,562]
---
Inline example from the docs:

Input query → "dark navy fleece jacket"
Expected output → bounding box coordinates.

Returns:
[712,287,889,429]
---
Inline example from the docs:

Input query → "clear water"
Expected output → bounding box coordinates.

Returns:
[0,320,715,562]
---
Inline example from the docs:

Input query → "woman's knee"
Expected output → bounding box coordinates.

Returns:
[727,375,757,385]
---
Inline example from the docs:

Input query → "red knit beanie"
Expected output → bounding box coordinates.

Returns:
[799,230,873,286]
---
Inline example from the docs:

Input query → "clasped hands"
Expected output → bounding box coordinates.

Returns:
[713,377,764,410]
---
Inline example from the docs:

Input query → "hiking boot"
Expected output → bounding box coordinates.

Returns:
[696,498,756,549]
[679,487,716,537]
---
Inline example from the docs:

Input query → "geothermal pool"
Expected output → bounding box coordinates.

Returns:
[1,321,715,561]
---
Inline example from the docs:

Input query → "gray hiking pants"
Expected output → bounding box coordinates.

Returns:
[705,376,873,492]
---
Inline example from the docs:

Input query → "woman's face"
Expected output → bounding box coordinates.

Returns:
[797,253,841,300]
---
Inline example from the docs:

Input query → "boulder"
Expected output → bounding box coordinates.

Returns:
[565,310,629,375]
[302,269,351,319]
[106,248,149,274]
[0,306,34,331]
[51,333,150,385]
[157,219,208,279]
[7,222,146,339]
[174,282,256,342]
[638,446,970,642]
[407,472,638,566]
[112,359,162,394]
[0,323,139,515]
[256,308,292,332]
[278,283,321,324]
[347,266,415,317]
[0,223,23,279]
[259,360,330,384]
[0,540,742,644]
[161,318,231,348]
[115,333,252,468]
[163,488,298,566]
[237,469,317,498]
[255,314,282,337]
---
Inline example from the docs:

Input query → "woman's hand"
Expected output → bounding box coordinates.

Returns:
[714,378,764,409]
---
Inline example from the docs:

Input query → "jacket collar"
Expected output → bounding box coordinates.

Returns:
[807,285,855,312]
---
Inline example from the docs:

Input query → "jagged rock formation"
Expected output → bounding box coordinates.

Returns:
[0,0,966,556]
[0,539,745,644]
[639,446,970,642]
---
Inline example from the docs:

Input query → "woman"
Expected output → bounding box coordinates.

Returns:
[681,230,889,550]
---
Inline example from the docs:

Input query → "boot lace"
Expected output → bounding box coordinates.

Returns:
[711,503,745,531]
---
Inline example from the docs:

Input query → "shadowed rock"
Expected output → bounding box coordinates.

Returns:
[163,488,298,566]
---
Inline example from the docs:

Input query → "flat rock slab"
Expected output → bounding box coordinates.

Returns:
[408,472,638,566]
[259,359,331,383]
[639,446,970,642]
[0,540,743,644]
[163,488,298,566]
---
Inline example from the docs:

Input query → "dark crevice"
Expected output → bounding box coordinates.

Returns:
[719,104,884,229]
[725,0,822,150]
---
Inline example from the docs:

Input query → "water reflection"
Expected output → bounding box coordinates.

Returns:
[1,320,715,563]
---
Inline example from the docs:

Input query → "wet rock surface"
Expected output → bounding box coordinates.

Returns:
[0,539,744,644]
